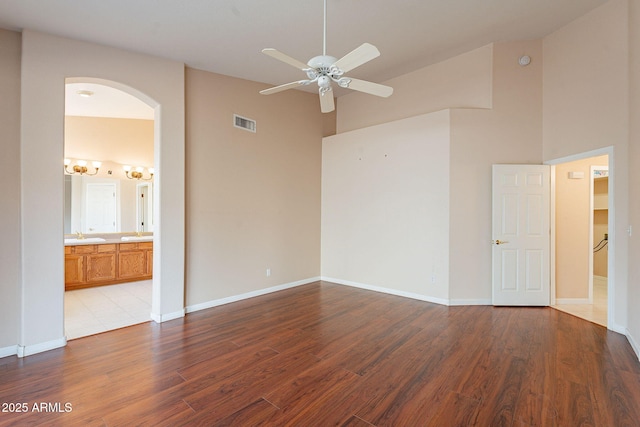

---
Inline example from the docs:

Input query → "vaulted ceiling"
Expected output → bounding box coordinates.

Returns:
[0,0,608,92]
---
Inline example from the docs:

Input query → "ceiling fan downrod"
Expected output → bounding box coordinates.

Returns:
[323,0,327,56]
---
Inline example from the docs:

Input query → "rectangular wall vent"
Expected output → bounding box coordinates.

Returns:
[233,114,256,133]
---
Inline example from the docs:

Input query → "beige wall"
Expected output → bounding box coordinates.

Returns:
[322,110,450,302]
[628,0,640,352]
[184,68,322,307]
[334,40,543,304]
[18,30,185,355]
[65,116,154,167]
[0,29,21,353]
[337,44,493,133]
[555,155,608,300]
[449,40,544,302]
[543,0,629,330]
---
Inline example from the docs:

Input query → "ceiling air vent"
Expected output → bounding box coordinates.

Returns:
[233,114,256,133]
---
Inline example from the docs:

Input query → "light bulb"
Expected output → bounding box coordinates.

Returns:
[318,75,331,89]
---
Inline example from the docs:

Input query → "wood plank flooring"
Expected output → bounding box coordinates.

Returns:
[1,281,639,426]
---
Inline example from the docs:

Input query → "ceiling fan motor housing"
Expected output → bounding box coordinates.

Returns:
[307,55,337,74]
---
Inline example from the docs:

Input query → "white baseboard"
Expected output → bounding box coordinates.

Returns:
[17,337,66,358]
[626,329,640,361]
[185,277,320,314]
[0,345,18,358]
[321,277,449,306]
[555,298,590,305]
[449,298,492,306]
[151,309,185,324]
[609,321,626,335]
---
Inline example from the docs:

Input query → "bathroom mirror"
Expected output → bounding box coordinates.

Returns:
[64,173,153,234]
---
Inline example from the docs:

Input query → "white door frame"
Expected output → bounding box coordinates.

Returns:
[589,165,609,305]
[545,146,616,331]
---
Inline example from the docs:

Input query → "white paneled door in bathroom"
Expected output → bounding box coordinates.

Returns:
[85,182,117,233]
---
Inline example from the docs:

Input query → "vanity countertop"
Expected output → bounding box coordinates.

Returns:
[64,233,153,246]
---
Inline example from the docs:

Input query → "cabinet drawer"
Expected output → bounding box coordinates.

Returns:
[74,245,97,254]
[119,242,138,251]
[97,244,117,253]
[139,242,153,250]
[119,242,153,251]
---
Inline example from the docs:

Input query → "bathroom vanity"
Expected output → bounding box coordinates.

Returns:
[64,235,153,291]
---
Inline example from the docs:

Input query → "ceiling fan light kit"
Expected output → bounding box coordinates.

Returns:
[260,0,393,113]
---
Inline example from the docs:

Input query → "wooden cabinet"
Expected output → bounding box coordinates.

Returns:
[146,250,153,276]
[65,242,152,291]
[118,242,152,280]
[64,247,85,285]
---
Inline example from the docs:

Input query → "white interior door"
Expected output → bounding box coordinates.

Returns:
[492,164,550,306]
[85,183,117,233]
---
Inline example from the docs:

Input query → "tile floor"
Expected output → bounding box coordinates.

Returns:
[553,276,608,327]
[64,280,152,340]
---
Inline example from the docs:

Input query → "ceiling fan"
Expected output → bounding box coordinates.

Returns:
[259,0,393,113]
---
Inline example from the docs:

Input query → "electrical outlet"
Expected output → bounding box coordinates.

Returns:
[431,273,436,284]
[266,268,271,277]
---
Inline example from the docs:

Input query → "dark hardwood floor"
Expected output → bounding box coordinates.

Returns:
[1,281,639,426]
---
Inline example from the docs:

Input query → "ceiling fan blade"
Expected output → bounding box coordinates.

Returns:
[319,88,335,113]
[260,80,308,95]
[332,43,380,73]
[342,78,393,98]
[262,48,310,70]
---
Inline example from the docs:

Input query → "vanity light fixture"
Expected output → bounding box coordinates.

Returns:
[64,158,101,175]
[123,165,154,180]
[77,90,94,97]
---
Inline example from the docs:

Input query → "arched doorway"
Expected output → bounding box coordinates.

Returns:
[63,79,157,338]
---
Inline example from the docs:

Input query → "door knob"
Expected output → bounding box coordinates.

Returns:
[492,239,509,245]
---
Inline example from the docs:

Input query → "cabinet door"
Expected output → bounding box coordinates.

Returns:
[65,254,85,284]
[87,253,117,283]
[146,250,153,276]
[119,251,146,279]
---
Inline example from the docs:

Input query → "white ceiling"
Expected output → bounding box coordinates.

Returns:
[1,0,608,116]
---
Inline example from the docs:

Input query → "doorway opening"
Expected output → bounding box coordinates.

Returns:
[136,182,153,232]
[550,151,611,327]
[63,80,155,339]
